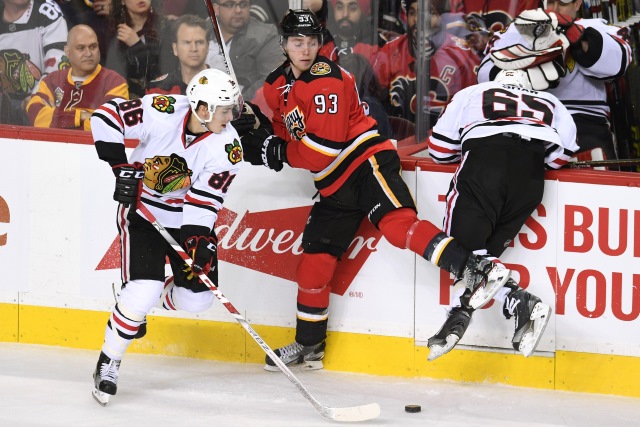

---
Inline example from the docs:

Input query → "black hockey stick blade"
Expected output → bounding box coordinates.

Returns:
[136,203,380,422]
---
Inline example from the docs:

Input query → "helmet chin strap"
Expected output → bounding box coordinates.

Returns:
[192,104,215,130]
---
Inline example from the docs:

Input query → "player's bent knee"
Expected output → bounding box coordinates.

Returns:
[378,208,419,249]
[171,286,214,313]
[118,279,165,317]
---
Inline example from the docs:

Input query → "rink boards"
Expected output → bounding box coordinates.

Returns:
[0,129,638,398]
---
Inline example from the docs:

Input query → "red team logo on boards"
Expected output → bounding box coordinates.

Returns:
[96,206,383,295]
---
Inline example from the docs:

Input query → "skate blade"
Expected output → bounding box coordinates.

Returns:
[427,334,460,361]
[469,266,511,309]
[519,303,552,357]
[92,388,112,406]
[264,359,324,372]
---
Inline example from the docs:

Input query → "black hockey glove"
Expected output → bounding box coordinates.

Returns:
[112,162,144,208]
[230,102,271,136]
[241,127,288,172]
[181,225,218,281]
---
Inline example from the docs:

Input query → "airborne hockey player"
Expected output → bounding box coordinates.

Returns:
[427,69,579,360]
[240,9,513,371]
[90,68,243,406]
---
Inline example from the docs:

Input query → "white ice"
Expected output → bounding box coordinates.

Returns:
[0,343,638,426]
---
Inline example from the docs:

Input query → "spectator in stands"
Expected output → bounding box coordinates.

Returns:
[104,0,174,98]
[147,15,210,95]
[251,0,325,24]
[55,0,111,60]
[208,0,282,101]
[450,0,541,34]
[327,0,391,138]
[26,24,128,130]
[371,0,479,129]
[0,0,68,125]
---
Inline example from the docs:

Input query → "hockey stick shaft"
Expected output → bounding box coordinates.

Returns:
[569,158,640,168]
[136,203,380,422]
[204,0,238,83]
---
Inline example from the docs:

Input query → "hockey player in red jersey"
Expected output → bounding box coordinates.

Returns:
[450,0,541,33]
[371,0,480,125]
[426,69,579,360]
[90,68,243,405]
[240,9,513,371]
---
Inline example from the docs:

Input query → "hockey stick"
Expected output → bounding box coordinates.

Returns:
[568,158,640,168]
[136,203,381,422]
[204,0,238,83]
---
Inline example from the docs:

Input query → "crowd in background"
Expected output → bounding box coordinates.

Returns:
[1,0,639,166]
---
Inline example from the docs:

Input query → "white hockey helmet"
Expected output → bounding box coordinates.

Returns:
[495,69,533,91]
[186,68,241,123]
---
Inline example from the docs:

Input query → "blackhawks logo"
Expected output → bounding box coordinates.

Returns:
[151,95,176,113]
[310,62,331,75]
[142,153,192,193]
[0,49,42,95]
[226,139,243,164]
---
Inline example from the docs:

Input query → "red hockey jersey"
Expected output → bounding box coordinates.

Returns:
[372,32,479,124]
[263,55,394,196]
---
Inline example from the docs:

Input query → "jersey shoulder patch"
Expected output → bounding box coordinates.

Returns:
[299,56,343,83]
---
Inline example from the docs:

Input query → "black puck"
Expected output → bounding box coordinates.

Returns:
[405,404,421,413]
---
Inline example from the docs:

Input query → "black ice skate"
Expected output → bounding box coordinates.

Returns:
[503,287,551,357]
[427,305,474,361]
[264,341,326,372]
[462,254,510,309]
[92,352,121,406]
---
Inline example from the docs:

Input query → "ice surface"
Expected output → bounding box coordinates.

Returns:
[0,343,638,426]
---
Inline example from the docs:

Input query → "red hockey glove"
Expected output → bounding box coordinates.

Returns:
[552,12,584,46]
[112,162,144,208]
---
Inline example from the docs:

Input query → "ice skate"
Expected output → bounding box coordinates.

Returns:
[463,254,510,309]
[503,288,551,357]
[264,341,326,372]
[427,305,473,361]
[92,352,121,406]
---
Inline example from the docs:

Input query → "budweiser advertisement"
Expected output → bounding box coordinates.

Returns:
[0,136,639,358]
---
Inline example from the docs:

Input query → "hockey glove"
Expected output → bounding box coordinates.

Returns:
[181,225,217,281]
[112,162,144,207]
[230,104,258,135]
[241,128,288,172]
[551,12,584,46]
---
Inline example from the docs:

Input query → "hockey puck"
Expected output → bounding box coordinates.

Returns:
[405,404,421,413]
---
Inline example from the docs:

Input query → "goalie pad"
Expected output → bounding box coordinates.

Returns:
[491,44,564,70]
[514,8,569,52]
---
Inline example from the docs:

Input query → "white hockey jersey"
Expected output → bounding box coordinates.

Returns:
[91,95,243,230]
[478,18,631,119]
[428,81,579,169]
[0,0,68,99]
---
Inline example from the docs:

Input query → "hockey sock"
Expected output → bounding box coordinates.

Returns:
[295,303,329,346]
[423,233,469,277]
[296,253,336,307]
[377,208,441,254]
[102,303,146,360]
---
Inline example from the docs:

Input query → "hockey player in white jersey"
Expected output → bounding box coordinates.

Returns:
[89,68,243,406]
[477,1,631,162]
[427,69,579,361]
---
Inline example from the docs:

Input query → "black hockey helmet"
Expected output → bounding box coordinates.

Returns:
[279,9,323,38]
